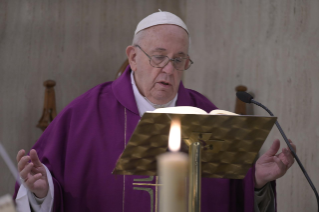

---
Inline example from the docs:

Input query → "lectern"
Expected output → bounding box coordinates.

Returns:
[113,112,277,212]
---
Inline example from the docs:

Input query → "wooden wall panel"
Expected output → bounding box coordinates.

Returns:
[184,1,319,211]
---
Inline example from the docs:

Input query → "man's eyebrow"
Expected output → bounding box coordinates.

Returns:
[151,48,187,56]
[150,48,167,53]
[176,52,187,56]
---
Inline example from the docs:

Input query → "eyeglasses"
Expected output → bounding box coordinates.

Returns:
[135,45,194,71]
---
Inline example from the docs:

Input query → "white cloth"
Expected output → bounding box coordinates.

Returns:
[15,165,54,212]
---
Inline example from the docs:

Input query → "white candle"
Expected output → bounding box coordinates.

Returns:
[158,119,188,212]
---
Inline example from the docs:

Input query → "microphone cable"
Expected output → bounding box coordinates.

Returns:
[237,91,319,212]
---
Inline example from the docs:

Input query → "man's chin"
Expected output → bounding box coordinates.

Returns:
[148,93,176,105]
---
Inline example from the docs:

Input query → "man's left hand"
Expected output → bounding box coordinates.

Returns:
[254,139,296,188]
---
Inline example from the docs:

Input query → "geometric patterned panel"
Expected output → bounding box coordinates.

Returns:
[113,113,276,179]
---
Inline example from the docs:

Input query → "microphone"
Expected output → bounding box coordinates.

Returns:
[236,91,319,212]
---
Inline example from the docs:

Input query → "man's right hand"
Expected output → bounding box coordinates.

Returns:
[17,149,49,198]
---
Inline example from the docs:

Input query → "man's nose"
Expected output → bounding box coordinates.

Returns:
[161,60,175,75]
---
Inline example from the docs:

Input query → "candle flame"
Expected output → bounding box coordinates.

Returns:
[168,119,181,152]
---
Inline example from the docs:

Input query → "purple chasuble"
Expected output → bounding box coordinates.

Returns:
[14,66,273,212]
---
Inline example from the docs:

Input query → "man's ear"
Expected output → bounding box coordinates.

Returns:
[126,45,137,72]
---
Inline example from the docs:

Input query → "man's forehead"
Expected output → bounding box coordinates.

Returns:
[137,24,189,54]
[150,47,187,56]
[146,24,188,35]
[142,25,189,44]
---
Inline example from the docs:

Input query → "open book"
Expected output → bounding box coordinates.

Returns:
[114,106,277,178]
[147,106,239,116]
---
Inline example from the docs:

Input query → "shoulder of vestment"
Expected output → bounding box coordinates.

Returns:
[183,88,218,112]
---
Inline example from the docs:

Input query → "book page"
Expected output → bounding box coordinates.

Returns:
[209,109,239,115]
[147,106,207,114]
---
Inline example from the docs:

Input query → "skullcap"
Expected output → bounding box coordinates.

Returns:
[135,10,189,35]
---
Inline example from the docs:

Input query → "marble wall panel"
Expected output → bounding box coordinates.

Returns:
[184,0,319,211]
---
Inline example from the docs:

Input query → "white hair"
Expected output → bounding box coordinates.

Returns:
[131,27,192,53]
[132,30,147,45]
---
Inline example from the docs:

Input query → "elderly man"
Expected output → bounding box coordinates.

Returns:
[14,11,296,212]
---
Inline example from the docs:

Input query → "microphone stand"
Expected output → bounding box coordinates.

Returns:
[251,99,319,212]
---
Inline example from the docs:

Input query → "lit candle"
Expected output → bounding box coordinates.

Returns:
[157,118,188,212]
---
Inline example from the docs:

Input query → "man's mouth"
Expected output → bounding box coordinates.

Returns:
[159,81,170,86]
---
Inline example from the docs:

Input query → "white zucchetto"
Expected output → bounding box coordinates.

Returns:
[135,10,189,35]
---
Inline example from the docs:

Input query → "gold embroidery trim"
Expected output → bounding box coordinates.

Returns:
[133,187,154,212]
[122,108,127,212]
[133,176,154,182]
[132,183,162,186]
[155,176,158,212]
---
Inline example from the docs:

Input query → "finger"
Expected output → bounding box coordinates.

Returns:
[273,155,288,173]
[25,173,42,189]
[16,149,25,163]
[277,148,294,167]
[283,148,295,168]
[265,139,280,156]
[288,139,297,153]
[17,156,31,172]
[19,163,34,180]
[279,148,290,166]
[30,149,42,167]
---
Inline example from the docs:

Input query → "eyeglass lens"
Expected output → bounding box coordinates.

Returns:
[150,56,190,70]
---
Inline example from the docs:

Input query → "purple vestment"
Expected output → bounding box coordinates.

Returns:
[14,66,271,212]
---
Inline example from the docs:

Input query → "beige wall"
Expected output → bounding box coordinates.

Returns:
[184,1,319,211]
[0,0,185,197]
[1,0,319,211]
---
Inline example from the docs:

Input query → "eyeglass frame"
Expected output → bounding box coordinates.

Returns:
[134,45,194,71]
